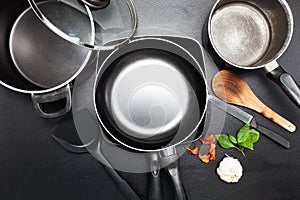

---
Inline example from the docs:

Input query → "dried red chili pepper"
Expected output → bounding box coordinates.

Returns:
[186,146,199,155]
[200,134,216,144]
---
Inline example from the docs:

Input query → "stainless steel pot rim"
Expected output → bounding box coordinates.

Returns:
[1,50,92,95]
[3,2,93,94]
[27,0,138,51]
[93,36,209,152]
[208,0,294,69]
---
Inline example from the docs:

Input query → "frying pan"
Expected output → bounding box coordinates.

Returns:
[0,0,93,118]
[207,0,300,109]
[93,37,209,200]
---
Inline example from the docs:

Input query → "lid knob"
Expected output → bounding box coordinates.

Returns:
[79,0,110,9]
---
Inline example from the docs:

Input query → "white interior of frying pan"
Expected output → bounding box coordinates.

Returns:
[94,37,208,152]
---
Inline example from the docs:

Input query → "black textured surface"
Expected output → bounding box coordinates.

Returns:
[1,0,300,200]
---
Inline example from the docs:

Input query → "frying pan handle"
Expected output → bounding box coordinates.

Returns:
[148,153,164,200]
[148,169,164,200]
[31,84,72,118]
[166,159,188,200]
[266,65,300,109]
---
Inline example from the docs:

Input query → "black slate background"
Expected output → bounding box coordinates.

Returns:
[1,0,300,200]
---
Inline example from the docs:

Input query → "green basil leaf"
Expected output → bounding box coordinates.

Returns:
[241,141,254,150]
[228,134,237,144]
[237,123,251,144]
[215,123,260,157]
[246,129,260,144]
[216,134,235,149]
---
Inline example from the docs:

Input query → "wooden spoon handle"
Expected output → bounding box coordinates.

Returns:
[212,70,296,132]
[259,104,296,133]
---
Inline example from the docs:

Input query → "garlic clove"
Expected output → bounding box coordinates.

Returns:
[217,155,243,183]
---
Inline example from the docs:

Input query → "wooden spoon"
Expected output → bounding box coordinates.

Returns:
[212,70,296,132]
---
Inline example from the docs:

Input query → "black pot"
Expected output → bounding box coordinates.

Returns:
[0,0,92,118]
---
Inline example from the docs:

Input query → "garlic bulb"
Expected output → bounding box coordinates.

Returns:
[217,155,243,183]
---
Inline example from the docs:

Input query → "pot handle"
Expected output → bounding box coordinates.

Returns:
[166,159,187,200]
[31,84,72,118]
[266,65,300,109]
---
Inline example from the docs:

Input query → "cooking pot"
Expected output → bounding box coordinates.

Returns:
[206,0,300,109]
[0,0,93,118]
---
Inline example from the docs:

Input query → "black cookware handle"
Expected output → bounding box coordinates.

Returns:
[31,84,72,118]
[148,169,164,200]
[254,121,290,149]
[148,156,164,200]
[166,159,187,200]
[267,66,300,109]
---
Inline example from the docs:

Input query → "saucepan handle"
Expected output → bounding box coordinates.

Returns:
[31,84,72,118]
[166,159,187,200]
[266,64,300,109]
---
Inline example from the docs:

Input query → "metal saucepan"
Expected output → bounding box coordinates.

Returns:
[207,0,300,108]
[93,37,209,200]
[0,0,93,118]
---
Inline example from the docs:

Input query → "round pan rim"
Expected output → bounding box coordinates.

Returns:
[93,36,209,152]
[2,1,93,94]
[207,0,294,70]
[27,0,138,51]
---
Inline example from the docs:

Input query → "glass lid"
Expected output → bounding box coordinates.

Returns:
[28,0,137,50]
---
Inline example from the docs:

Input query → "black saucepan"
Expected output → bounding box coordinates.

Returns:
[93,37,208,200]
[0,0,93,118]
